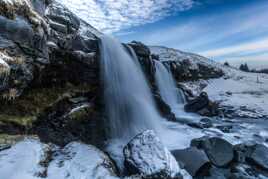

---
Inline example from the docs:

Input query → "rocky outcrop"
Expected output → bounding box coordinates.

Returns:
[128,41,155,83]
[182,137,268,178]
[33,90,105,147]
[123,130,183,179]
[184,92,220,117]
[0,0,102,138]
[150,46,224,82]
[154,93,176,121]
[191,137,234,167]
[234,142,268,171]
[172,147,211,177]
[0,0,101,99]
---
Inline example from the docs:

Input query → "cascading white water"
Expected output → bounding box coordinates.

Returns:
[99,35,161,140]
[154,60,198,122]
[155,61,185,106]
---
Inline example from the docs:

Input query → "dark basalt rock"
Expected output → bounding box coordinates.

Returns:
[128,41,155,83]
[233,142,258,163]
[129,41,151,58]
[123,130,183,179]
[200,118,213,128]
[172,147,211,177]
[185,92,209,112]
[0,0,100,100]
[33,91,106,147]
[154,93,176,121]
[188,118,213,129]
[191,137,234,167]
[185,92,220,117]
[248,144,268,171]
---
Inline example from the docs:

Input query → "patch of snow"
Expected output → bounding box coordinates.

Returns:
[0,139,119,179]
[0,138,48,179]
[203,69,268,118]
[47,142,118,179]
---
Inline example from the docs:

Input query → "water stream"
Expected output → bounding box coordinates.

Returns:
[99,35,162,141]
[154,60,197,122]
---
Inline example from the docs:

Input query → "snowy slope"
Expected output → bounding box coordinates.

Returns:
[150,46,222,71]
[150,46,268,118]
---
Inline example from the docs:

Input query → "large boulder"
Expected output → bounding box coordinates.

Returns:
[172,147,211,177]
[247,144,268,170]
[184,92,220,117]
[123,130,183,179]
[191,137,234,167]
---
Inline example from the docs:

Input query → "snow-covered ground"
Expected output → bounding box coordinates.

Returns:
[0,139,118,179]
[184,65,268,118]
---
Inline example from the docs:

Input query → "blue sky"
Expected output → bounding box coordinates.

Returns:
[61,0,268,68]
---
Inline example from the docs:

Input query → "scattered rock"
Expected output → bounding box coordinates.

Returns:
[216,125,233,133]
[123,130,183,179]
[248,144,268,170]
[233,141,258,163]
[188,118,213,129]
[205,167,232,179]
[184,92,220,117]
[172,147,211,176]
[200,118,213,128]
[191,137,234,167]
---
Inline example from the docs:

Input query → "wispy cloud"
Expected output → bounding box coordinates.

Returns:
[137,1,268,51]
[59,0,195,33]
[201,37,268,58]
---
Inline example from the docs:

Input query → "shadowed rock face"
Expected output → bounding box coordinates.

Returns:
[0,0,103,144]
[172,147,211,177]
[0,0,101,98]
[191,137,234,167]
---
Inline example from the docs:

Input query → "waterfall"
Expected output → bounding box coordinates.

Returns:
[155,61,185,106]
[99,35,161,140]
[154,60,197,122]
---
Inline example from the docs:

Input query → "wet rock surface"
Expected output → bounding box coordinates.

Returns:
[185,92,220,117]
[191,137,234,167]
[123,130,183,179]
[172,147,211,177]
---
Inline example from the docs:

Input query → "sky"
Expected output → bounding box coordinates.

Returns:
[60,0,268,69]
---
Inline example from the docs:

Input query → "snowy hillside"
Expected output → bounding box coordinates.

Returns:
[150,46,268,119]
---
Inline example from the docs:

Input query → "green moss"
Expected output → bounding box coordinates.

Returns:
[0,84,96,131]
[0,115,36,128]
